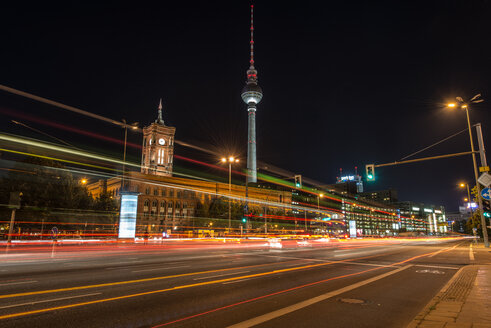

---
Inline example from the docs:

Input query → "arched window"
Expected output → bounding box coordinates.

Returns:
[167,201,173,215]
[143,199,150,216]
[153,188,159,196]
[151,200,158,215]
[176,202,181,217]
[160,201,166,217]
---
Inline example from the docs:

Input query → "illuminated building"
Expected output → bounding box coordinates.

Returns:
[241,5,262,184]
[88,101,290,235]
[358,189,398,204]
[140,99,175,176]
[395,201,446,234]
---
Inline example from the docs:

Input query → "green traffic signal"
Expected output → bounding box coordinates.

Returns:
[242,218,247,223]
[365,164,375,181]
[484,212,491,218]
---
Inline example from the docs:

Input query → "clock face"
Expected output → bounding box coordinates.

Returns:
[158,138,165,145]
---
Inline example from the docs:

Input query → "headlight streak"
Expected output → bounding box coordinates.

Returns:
[0,243,462,321]
[1,133,424,233]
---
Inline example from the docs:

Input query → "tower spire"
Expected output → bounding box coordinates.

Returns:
[246,5,258,84]
[249,5,255,69]
[156,98,164,125]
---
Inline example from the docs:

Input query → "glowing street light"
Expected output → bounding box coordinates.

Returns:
[80,178,88,185]
[221,156,240,232]
[459,182,473,215]
[449,94,488,247]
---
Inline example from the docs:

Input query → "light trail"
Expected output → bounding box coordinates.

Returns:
[153,243,463,327]
[0,241,462,321]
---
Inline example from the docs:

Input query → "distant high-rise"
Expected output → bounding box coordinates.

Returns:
[241,5,262,184]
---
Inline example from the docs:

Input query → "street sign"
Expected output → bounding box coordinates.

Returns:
[480,166,490,172]
[478,172,491,187]
[482,188,491,200]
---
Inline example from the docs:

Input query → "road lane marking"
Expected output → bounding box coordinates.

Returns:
[0,260,300,300]
[227,265,413,328]
[194,271,250,280]
[0,245,459,320]
[223,278,253,285]
[0,293,101,310]
[0,281,37,287]
[469,243,475,261]
[428,244,459,258]
[414,264,459,270]
[132,265,190,273]
[105,261,187,270]
[259,254,400,268]
[0,258,400,320]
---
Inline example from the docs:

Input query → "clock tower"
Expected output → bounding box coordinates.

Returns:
[141,99,176,176]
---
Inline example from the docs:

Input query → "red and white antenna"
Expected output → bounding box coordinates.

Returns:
[249,5,255,68]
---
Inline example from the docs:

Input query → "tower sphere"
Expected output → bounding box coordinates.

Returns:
[241,82,263,104]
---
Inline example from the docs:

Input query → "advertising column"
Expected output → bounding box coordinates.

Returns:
[118,192,140,239]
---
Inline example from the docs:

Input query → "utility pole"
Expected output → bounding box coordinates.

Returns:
[476,123,487,168]
[7,192,22,245]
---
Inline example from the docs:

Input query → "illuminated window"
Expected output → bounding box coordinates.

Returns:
[160,201,166,217]
[151,200,157,215]
[143,199,150,216]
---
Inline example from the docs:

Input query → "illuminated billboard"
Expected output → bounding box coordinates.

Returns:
[349,220,357,238]
[118,192,139,239]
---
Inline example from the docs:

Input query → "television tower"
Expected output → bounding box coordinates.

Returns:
[241,5,263,183]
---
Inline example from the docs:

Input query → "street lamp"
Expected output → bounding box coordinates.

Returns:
[121,119,139,191]
[80,178,88,185]
[448,94,489,247]
[221,156,240,233]
[459,182,473,215]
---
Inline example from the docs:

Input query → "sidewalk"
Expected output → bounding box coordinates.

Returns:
[408,263,491,328]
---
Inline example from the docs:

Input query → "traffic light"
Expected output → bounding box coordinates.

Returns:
[294,175,302,188]
[242,217,247,223]
[365,164,375,181]
[484,200,491,218]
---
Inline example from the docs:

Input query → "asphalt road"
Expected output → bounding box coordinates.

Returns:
[0,237,479,328]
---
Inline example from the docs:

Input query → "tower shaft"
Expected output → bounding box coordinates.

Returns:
[247,106,257,183]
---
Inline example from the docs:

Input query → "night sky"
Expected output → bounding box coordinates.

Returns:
[1,1,491,211]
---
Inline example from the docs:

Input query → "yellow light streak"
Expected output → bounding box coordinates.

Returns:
[0,133,140,169]
[0,148,116,171]
[0,244,460,320]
